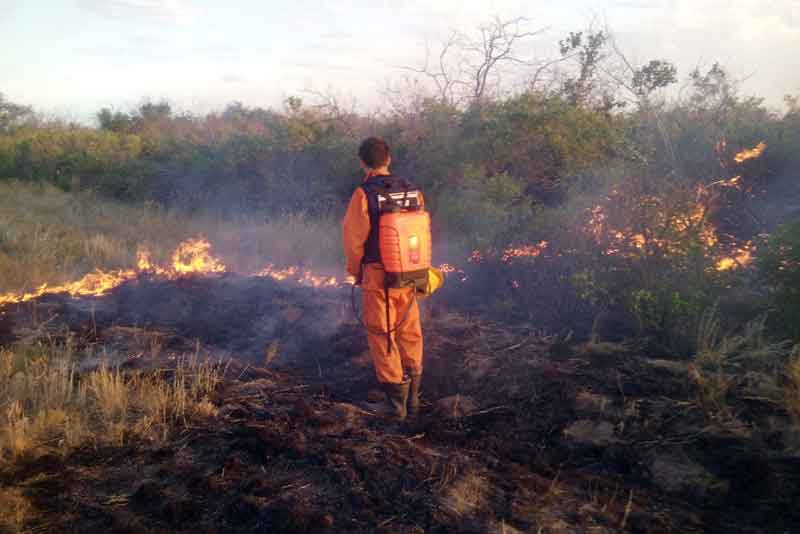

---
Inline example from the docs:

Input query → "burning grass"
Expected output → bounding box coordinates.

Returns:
[0,341,224,463]
[0,181,341,296]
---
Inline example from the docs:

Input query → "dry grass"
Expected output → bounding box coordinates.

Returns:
[785,345,800,425]
[0,181,341,294]
[692,305,798,422]
[691,306,733,420]
[440,471,489,518]
[0,182,333,461]
[0,487,31,532]
[0,343,224,464]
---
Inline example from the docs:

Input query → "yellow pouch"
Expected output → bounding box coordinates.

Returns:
[415,266,445,297]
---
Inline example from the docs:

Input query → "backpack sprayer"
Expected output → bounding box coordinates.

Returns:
[350,177,444,351]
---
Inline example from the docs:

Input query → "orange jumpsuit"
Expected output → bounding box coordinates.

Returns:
[342,186,424,385]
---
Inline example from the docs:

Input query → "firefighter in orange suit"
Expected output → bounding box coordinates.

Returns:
[342,137,424,421]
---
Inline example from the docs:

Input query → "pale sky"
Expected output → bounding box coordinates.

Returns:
[1,0,799,122]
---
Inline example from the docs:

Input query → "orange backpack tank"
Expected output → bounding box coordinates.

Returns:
[362,177,431,290]
[380,209,432,287]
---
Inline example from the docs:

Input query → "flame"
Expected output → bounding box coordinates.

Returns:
[588,206,606,241]
[0,269,138,307]
[437,262,468,282]
[468,250,484,263]
[502,241,549,262]
[585,192,752,269]
[734,142,766,164]
[137,249,156,271]
[255,264,341,288]
[583,140,767,269]
[706,175,743,190]
[170,238,226,275]
[0,237,226,307]
[716,242,754,271]
[724,175,742,188]
[630,234,646,249]
[672,203,706,233]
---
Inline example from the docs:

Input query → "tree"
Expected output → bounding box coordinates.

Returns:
[0,93,33,134]
[402,16,547,106]
[632,60,678,100]
[558,30,609,107]
[97,108,135,133]
[137,100,173,121]
[689,63,737,110]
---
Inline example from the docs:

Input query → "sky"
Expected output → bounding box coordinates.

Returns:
[1,0,799,122]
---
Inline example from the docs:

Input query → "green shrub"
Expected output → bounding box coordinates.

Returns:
[759,222,800,340]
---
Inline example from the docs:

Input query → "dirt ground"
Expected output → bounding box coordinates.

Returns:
[1,275,799,533]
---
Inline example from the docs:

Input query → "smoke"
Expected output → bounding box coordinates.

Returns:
[80,274,354,365]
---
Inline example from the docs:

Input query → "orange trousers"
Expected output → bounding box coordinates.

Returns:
[361,264,423,384]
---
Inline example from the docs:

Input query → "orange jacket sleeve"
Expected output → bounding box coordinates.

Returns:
[342,188,370,277]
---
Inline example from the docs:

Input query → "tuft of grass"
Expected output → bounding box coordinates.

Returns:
[0,488,31,532]
[692,306,797,421]
[785,345,800,426]
[0,342,224,464]
[83,362,129,446]
[439,471,488,518]
[691,305,732,419]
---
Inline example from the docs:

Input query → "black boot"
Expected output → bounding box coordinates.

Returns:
[408,374,422,416]
[380,380,410,421]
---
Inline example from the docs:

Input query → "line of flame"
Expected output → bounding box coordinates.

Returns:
[3,139,767,307]
[0,237,227,307]
[254,264,346,288]
[734,142,767,164]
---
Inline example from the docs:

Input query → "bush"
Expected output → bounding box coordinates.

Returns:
[759,222,800,340]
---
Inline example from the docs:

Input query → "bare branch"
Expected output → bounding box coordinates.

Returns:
[397,15,548,106]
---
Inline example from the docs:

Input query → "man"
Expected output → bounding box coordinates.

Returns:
[342,137,424,421]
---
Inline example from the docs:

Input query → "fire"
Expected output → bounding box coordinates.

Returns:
[716,242,754,271]
[585,193,750,269]
[630,234,646,249]
[0,269,138,307]
[734,142,766,164]
[437,262,468,282]
[255,264,340,288]
[724,175,741,188]
[468,250,484,263]
[170,238,226,275]
[588,206,606,241]
[502,241,549,262]
[136,249,157,272]
[0,237,227,307]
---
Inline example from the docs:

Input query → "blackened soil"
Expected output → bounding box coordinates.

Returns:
[2,278,799,533]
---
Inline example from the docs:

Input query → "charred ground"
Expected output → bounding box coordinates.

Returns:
[1,274,798,533]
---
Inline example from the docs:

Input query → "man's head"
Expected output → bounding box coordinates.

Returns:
[358,137,391,171]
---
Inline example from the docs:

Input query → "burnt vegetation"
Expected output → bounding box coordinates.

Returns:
[1,17,800,533]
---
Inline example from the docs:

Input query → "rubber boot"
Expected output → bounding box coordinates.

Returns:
[380,380,410,421]
[408,374,422,416]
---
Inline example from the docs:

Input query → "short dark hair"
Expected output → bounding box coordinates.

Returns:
[358,137,390,168]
